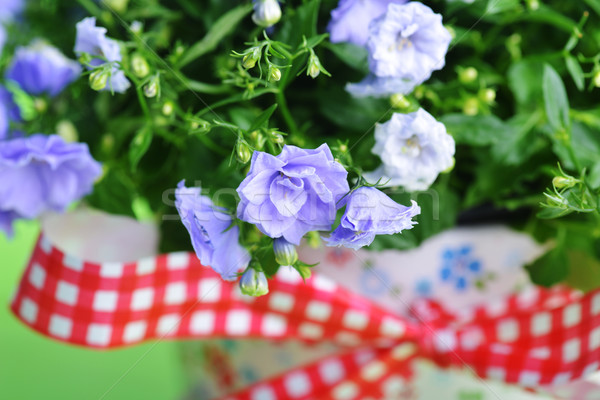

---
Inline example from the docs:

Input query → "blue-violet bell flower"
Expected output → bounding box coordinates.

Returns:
[237,144,349,245]
[0,134,102,224]
[0,0,25,23]
[346,2,451,98]
[252,0,282,28]
[0,210,18,238]
[327,0,407,47]
[364,108,455,191]
[6,40,82,97]
[325,186,420,250]
[74,17,130,93]
[175,181,251,281]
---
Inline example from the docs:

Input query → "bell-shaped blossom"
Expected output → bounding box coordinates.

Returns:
[237,144,349,245]
[327,0,407,47]
[364,109,455,191]
[176,181,250,281]
[0,134,102,223]
[252,0,282,28]
[0,0,24,23]
[367,2,451,81]
[74,17,130,93]
[6,41,81,97]
[325,186,419,250]
[346,2,451,98]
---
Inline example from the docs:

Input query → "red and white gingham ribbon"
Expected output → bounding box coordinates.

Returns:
[10,234,600,399]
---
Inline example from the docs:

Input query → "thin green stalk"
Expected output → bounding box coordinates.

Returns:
[275,90,299,135]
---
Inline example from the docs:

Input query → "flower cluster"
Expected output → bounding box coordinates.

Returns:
[179,144,420,293]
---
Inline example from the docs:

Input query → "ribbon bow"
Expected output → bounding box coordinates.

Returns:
[10,234,600,399]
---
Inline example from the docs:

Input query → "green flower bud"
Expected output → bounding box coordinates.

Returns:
[308,54,321,79]
[390,93,410,109]
[162,101,174,116]
[458,67,478,84]
[89,68,109,91]
[242,48,261,69]
[463,97,479,116]
[273,237,298,266]
[270,131,284,144]
[239,268,269,297]
[143,75,160,98]
[594,70,600,88]
[131,53,150,78]
[480,88,496,104]
[296,264,312,280]
[236,140,253,164]
[56,120,79,143]
[104,0,129,13]
[553,176,577,189]
[269,65,282,82]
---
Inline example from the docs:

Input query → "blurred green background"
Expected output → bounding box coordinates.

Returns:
[0,221,186,399]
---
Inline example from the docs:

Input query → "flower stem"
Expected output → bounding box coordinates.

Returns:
[275,90,299,135]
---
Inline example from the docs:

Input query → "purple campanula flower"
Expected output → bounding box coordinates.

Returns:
[324,186,419,250]
[328,0,407,47]
[0,0,25,23]
[237,144,349,245]
[6,41,82,97]
[175,181,250,281]
[367,2,451,82]
[364,109,455,191]
[0,86,21,122]
[0,134,102,219]
[74,17,130,93]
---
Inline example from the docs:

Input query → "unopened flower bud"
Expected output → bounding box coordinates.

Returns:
[270,131,284,144]
[56,120,78,143]
[390,93,410,109]
[273,237,298,266]
[236,140,253,164]
[130,21,143,35]
[463,97,479,116]
[104,0,129,13]
[553,176,577,189]
[459,67,478,84]
[480,88,496,104]
[526,0,539,10]
[144,76,160,98]
[89,68,109,91]
[296,264,312,280]
[242,47,261,69]
[308,54,321,79]
[594,70,600,88]
[269,65,282,82]
[239,268,269,297]
[251,0,282,28]
[131,53,150,78]
[162,101,174,116]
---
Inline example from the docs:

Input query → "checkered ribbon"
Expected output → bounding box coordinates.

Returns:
[10,234,600,399]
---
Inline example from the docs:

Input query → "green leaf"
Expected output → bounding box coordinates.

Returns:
[583,0,600,16]
[565,55,585,91]
[87,170,136,218]
[129,127,154,171]
[440,114,506,146]
[177,3,253,68]
[305,33,329,49]
[325,42,369,74]
[542,64,571,132]
[549,121,600,169]
[565,250,600,292]
[526,246,569,287]
[508,60,543,107]
[248,104,278,132]
[485,0,520,14]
